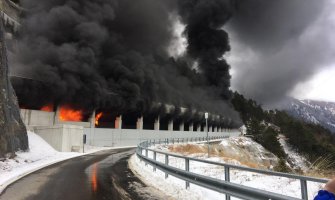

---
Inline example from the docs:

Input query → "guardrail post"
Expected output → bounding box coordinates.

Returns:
[185,158,190,189]
[225,166,231,200]
[165,154,169,179]
[300,179,308,200]
[224,166,230,182]
[153,152,157,172]
[145,149,148,166]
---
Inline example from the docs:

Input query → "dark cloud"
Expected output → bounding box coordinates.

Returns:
[228,0,335,107]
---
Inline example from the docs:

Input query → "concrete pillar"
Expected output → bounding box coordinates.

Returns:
[90,110,96,128]
[214,126,218,133]
[189,123,194,132]
[209,126,212,132]
[154,116,160,131]
[168,120,173,131]
[218,127,221,132]
[197,124,201,132]
[179,122,184,131]
[115,115,122,129]
[54,106,60,125]
[136,116,143,130]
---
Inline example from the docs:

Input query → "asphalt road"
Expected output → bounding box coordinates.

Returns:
[0,148,169,200]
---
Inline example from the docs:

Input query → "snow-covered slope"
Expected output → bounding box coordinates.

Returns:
[284,98,335,133]
[130,137,324,200]
[278,134,310,171]
[165,137,279,169]
[218,137,278,169]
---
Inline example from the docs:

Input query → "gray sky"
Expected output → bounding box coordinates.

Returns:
[226,0,335,106]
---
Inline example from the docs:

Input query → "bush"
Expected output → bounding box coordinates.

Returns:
[274,159,292,173]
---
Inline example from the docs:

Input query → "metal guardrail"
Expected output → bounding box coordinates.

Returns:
[136,137,329,200]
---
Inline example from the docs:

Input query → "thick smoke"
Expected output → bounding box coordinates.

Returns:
[177,0,234,100]
[11,0,241,126]
[228,0,335,107]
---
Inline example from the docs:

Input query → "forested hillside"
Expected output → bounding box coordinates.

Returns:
[231,92,335,165]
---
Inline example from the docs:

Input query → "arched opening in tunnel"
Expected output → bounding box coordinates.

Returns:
[193,122,199,131]
[184,122,190,131]
[94,110,118,128]
[201,124,205,132]
[173,119,181,131]
[143,114,155,130]
[122,111,140,129]
[160,115,170,130]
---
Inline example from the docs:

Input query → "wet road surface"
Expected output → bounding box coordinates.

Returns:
[0,148,169,200]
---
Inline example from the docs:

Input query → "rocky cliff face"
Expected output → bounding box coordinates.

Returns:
[0,18,28,157]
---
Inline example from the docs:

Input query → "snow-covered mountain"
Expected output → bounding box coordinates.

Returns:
[284,98,335,133]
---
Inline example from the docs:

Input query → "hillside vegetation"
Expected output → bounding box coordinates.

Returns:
[231,92,335,172]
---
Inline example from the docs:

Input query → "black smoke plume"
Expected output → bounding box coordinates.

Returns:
[177,0,234,100]
[11,0,241,127]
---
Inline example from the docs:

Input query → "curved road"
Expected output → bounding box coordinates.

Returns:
[0,148,169,200]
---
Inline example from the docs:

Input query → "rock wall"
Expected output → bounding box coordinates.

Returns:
[0,18,27,156]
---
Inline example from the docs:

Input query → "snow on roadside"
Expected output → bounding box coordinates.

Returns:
[0,131,110,193]
[129,154,225,200]
[130,138,325,200]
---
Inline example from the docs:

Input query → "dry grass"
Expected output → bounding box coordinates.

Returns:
[305,154,335,179]
[168,144,273,169]
[168,144,206,155]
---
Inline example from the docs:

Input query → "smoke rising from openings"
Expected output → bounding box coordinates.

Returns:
[228,0,335,107]
[11,0,241,126]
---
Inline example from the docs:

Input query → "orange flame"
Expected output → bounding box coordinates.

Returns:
[59,106,83,122]
[95,112,103,126]
[40,104,54,112]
